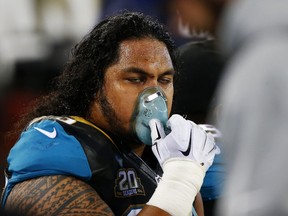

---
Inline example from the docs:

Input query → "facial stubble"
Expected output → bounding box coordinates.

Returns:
[98,91,140,146]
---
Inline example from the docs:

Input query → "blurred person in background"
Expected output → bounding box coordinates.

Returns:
[100,0,193,46]
[172,38,225,216]
[171,0,288,215]
[1,11,218,216]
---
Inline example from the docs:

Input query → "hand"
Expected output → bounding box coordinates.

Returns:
[149,114,219,171]
[147,114,219,215]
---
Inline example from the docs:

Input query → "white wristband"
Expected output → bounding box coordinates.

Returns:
[147,158,205,216]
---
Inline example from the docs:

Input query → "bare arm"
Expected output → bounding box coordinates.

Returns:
[4,175,114,216]
[194,192,204,216]
[3,175,190,216]
[139,192,204,216]
[4,175,203,216]
[138,205,170,215]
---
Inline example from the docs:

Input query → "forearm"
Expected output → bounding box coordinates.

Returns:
[139,192,204,216]
[145,159,205,215]
[147,115,218,216]
[194,193,204,216]
[138,205,171,216]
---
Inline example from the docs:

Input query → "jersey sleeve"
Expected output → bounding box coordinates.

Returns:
[7,118,92,185]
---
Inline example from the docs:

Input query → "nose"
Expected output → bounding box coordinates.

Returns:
[145,78,159,88]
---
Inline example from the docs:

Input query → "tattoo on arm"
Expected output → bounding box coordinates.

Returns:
[5,175,114,216]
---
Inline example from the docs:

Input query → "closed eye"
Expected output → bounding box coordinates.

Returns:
[126,77,145,84]
[158,77,173,85]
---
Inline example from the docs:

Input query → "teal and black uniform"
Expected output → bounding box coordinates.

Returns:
[1,116,161,215]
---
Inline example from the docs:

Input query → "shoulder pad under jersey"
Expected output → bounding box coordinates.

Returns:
[7,116,118,184]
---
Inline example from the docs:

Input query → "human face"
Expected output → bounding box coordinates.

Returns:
[89,38,175,142]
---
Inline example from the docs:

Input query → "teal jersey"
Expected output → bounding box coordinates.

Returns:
[1,116,159,215]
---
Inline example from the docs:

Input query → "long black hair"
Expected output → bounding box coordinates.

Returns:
[15,11,178,132]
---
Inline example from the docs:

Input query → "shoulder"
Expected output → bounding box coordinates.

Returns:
[8,116,119,183]
[7,116,104,183]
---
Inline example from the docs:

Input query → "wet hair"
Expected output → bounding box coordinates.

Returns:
[18,11,177,128]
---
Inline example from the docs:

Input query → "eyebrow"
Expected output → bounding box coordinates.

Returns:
[122,67,175,77]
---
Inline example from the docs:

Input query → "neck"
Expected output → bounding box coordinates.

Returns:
[132,143,146,157]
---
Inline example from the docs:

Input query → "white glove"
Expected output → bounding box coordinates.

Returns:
[147,114,219,216]
[150,114,219,171]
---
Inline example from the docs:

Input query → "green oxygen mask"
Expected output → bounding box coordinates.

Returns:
[131,86,170,145]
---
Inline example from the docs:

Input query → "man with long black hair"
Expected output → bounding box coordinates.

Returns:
[1,11,218,216]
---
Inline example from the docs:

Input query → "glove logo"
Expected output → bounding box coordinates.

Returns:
[152,123,162,158]
[154,123,162,142]
[179,131,192,156]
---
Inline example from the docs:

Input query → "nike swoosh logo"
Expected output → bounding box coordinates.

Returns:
[180,130,192,156]
[154,122,162,141]
[152,142,161,159]
[34,127,57,138]
[152,122,162,158]
[152,122,162,145]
